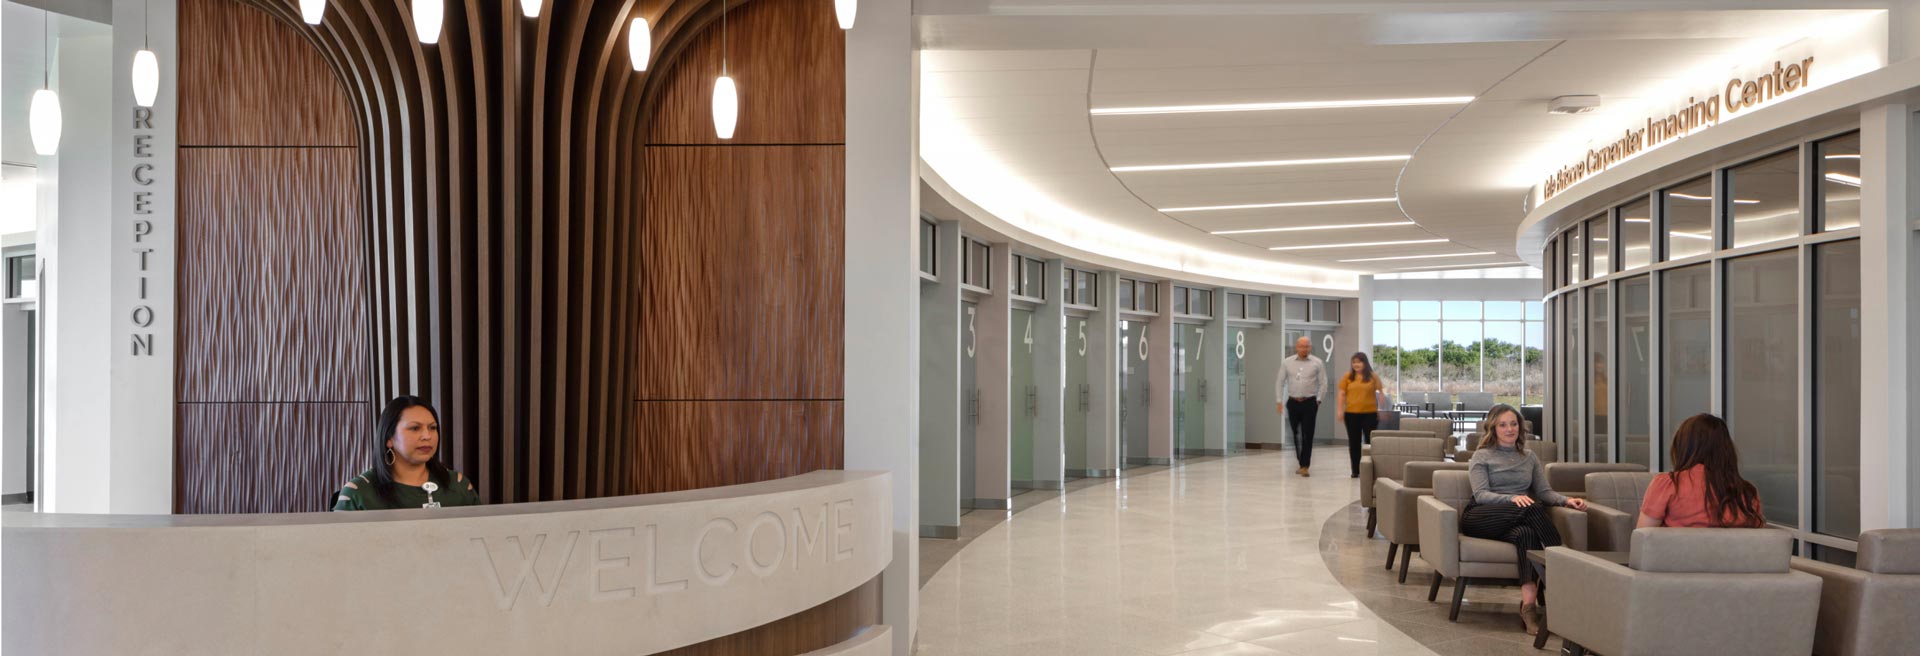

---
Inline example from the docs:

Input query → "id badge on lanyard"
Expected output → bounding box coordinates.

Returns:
[422,481,442,508]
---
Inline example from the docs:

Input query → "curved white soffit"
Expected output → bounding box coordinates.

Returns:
[1515,12,1891,266]
[919,109,1362,294]
[921,166,1360,294]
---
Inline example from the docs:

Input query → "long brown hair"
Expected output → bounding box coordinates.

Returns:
[1347,352,1375,383]
[1472,404,1531,453]
[1668,413,1766,528]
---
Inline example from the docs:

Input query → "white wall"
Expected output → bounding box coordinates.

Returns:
[1371,277,1544,302]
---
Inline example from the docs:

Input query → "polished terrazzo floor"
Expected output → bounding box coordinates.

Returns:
[913,450,1555,656]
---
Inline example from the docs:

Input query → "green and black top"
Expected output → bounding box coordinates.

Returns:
[332,468,481,511]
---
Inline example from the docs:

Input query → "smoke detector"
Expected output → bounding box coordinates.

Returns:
[1548,95,1602,115]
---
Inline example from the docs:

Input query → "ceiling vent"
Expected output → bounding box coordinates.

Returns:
[1548,95,1602,115]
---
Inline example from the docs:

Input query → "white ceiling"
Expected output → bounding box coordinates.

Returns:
[916,2,1886,285]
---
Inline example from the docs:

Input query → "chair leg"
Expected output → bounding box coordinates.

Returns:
[1448,577,1468,622]
[1365,508,1377,536]
[1397,546,1414,583]
[1385,543,1398,570]
[1427,572,1443,602]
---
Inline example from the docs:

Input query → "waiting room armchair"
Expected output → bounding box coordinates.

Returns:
[1359,435,1445,536]
[1544,528,1820,656]
[1582,472,1658,553]
[1545,462,1648,499]
[1363,417,1452,459]
[1417,470,1587,621]
[1375,460,1470,582]
[1789,529,1920,656]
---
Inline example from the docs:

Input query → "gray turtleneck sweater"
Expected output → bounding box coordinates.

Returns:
[1467,443,1568,507]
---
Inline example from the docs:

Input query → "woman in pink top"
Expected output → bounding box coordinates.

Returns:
[1638,413,1767,529]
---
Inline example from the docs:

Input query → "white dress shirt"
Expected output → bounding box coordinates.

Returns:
[1277,354,1326,403]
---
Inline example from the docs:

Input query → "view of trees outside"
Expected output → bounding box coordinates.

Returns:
[1373,301,1544,406]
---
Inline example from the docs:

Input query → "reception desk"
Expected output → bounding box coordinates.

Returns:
[3,470,891,655]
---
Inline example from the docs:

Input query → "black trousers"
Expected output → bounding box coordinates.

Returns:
[1285,397,1319,467]
[1343,412,1379,475]
[1460,501,1562,584]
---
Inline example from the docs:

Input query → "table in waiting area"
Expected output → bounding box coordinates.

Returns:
[1528,550,1631,651]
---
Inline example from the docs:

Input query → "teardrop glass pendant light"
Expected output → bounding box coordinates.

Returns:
[519,0,540,18]
[415,0,443,44]
[628,17,650,71]
[836,0,855,29]
[31,11,61,156]
[712,0,736,139]
[131,0,158,107]
[301,0,325,24]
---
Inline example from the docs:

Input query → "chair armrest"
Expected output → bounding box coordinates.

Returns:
[1790,557,1895,656]
[1550,506,1589,552]
[1586,503,1635,553]
[1380,480,1429,543]
[1544,546,1636,656]
[1359,458,1376,507]
[1416,496,1459,577]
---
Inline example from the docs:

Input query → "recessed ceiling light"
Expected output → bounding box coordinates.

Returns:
[1091,96,1473,116]
[1213,221,1415,235]
[1112,155,1410,173]
[1824,154,1861,160]
[1270,238,1447,252]
[1394,261,1527,271]
[1337,250,1495,262]
[1163,197,1398,213]
[1825,172,1862,187]
[1671,232,1713,240]
[1668,192,1758,204]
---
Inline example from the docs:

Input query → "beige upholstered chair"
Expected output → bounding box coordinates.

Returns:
[1359,435,1445,536]
[1416,470,1587,621]
[1360,417,1452,459]
[1583,472,1658,553]
[1545,528,1820,656]
[1375,460,1470,582]
[1545,462,1648,499]
[1789,529,1920,656]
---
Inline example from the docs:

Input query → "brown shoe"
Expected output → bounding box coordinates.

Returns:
[1295,466,1306,476]
[1300,467,1311,477]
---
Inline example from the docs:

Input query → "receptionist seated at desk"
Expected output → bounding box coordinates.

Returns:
[333,396,481,511]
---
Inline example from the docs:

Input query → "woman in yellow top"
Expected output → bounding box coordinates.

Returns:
[1336,352,1389,478]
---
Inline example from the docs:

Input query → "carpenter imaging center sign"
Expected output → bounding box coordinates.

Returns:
[1542,57,1816,201]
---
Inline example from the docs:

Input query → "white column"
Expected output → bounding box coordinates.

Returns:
[918,221,960,536]
[1032,259,1066,487]
[1202,288,1228,453]
[1147,281,1174,463]
[109,0,178,514]
[973,243,1011,508]
[1857,103,1914,531]
[41,32,117,514]
[844,0,920,649]
[1087,271,1120,473]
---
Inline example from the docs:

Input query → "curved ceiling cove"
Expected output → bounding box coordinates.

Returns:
[917,4,1887,288]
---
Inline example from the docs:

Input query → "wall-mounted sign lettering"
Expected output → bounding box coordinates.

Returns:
[1542,58,1815,201]
[129,106,159,356]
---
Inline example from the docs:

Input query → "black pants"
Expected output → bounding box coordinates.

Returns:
[1460,501,1562,584]
[1285,397,1319,467]
[1343,412,1379,475]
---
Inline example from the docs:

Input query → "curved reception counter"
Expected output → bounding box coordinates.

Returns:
[3,471,892,655]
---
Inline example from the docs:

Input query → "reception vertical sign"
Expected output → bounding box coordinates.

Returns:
[111,0,176,513]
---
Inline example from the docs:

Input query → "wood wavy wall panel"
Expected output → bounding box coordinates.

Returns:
[634,146,845,400]
[646,0,845,145]
[660,576,880,656]
[629,401,844,494]
[177,0,369,513]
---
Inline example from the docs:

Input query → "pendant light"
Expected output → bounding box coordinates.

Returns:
[415,0,443,44]
[628,15,650,71]
[519,0,540,18]
[30,10,61,156]
[300,0,325,25]
[836,0,855,30]
[131,0,159,107]
[712,0,736,139]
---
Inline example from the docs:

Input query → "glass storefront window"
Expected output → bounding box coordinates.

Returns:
[1524,321,1545,406]
[1373,300,1398,320]
[1727,150,1802,249]
[1443,321,1482,394]
[1118,279,1136,311]
[1247,295,1270,320]
[1486,321,1523,406]
[1816,132,1862,231]
[1284,297,1309,322]
[919,220,937,275]
[1619,197,1652,270]
[1485,301,1522,321]
[1661,263,1711,441]
[1565,223,1584,284]
[1374,319,1400,401]
[1401,321,1440,393]
[1814,240,1861,538]
[1664,176,1715,260]
[1620,275,1652,467]
[1587,214,1611,278]
[1402,300,1439,321]
[1725,249,1800,527]
[1588,286,1610,463]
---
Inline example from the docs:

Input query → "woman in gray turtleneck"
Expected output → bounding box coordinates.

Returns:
[1459,404,1587,636]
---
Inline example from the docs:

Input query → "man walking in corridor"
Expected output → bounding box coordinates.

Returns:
[1277,336,1326,477]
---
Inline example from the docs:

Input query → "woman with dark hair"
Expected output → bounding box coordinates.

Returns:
[1637,413,1766,529]
[1459,404,1587,635]
[332,396,480,511]
[1335,352,1387,477]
